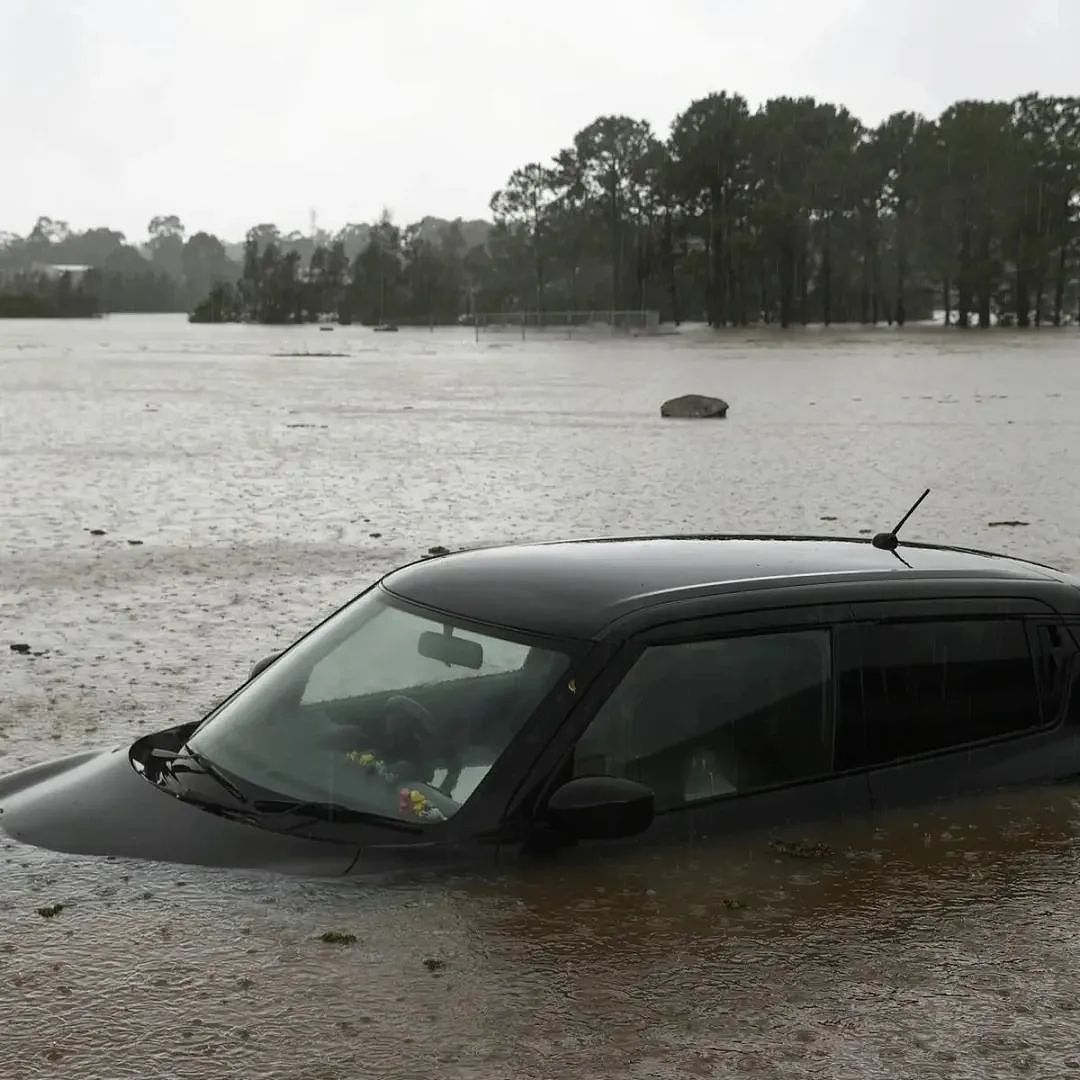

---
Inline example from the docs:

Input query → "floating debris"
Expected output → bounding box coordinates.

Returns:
[318,931,357,945]
[427,545,450,557]
[88,529,106,537]
[987,520,1029,528]
[770,838,835,859]
[423,957,446,972]
[36,903,65,919]
[126,539,144,546]
[9,643,30,654]
[273,351,348,358]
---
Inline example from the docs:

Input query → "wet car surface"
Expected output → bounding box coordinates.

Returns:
[4,533,1079,874]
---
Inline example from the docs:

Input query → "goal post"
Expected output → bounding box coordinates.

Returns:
[471,309,660,337]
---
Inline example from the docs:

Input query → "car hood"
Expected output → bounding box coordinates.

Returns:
[0,744,361,873]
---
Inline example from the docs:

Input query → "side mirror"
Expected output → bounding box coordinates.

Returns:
[250,651,281,679]
[546,776,654,840]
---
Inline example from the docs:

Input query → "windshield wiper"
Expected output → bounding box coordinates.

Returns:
[149,746,421,834]
[183,745,251,805]
[252,798,422,833]
[168,786,259,825]
[150,745,251,806]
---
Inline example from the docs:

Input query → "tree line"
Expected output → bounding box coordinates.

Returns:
[4,91,1079,327]
[0,212,490,323]
[0,215,231,315]
[489,92,1080,328]
[190,215,486,325]
[205,91,1080,329]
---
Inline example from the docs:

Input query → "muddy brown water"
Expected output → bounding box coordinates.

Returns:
[3,315,1080,1078]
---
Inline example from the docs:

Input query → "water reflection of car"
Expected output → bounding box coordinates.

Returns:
[2,535,1079,874]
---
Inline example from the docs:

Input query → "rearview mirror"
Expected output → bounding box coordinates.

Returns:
[546,776,654,840]
[250,651,281,679]
[417,630,483,670]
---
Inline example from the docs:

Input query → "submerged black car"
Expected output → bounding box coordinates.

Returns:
[2,534,1080,875]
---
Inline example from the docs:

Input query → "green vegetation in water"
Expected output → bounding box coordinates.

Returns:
[36,903,65,919]
[187,91,1080,329]
[6,92,1080,328]
[318,930,357,945]
[770,839,836,859]
[0,215,217,316]
[0,283,98,319]
[479,92,1080,330]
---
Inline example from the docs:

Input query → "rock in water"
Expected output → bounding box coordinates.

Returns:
[660,394,729,419]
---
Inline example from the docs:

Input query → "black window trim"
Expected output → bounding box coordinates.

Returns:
[1033,618,1080,727]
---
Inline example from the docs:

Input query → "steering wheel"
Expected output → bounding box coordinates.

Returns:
[317,693,462,802]
[384,694,468,798]
[381,694,435,756]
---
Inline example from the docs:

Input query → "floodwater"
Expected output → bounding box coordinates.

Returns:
[2,314,1080,1078]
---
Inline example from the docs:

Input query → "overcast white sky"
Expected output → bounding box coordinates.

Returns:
[3,0,1077,242]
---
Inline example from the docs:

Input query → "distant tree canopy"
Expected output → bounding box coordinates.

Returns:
[0,215,198,314]
[5,90,1079,326]
[190,212,485,325]
[0,269,99,318]
[485,91,1080,328]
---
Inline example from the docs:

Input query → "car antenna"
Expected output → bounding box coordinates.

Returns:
[872,488,930,552]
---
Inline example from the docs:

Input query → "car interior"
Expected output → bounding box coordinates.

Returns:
[574,631,833,810]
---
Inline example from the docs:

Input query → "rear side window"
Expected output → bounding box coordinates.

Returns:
[856,619,1041,764]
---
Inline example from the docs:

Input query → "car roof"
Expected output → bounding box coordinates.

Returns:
[380,535,1069,641]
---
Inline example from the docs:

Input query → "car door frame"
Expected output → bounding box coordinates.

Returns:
[839,592,1080,813]
[499,594,875,855]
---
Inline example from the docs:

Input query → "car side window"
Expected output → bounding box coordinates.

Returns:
[573,629,833,812]
[855,618,1042,765]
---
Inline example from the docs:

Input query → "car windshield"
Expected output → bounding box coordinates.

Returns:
[187,589,570,827]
